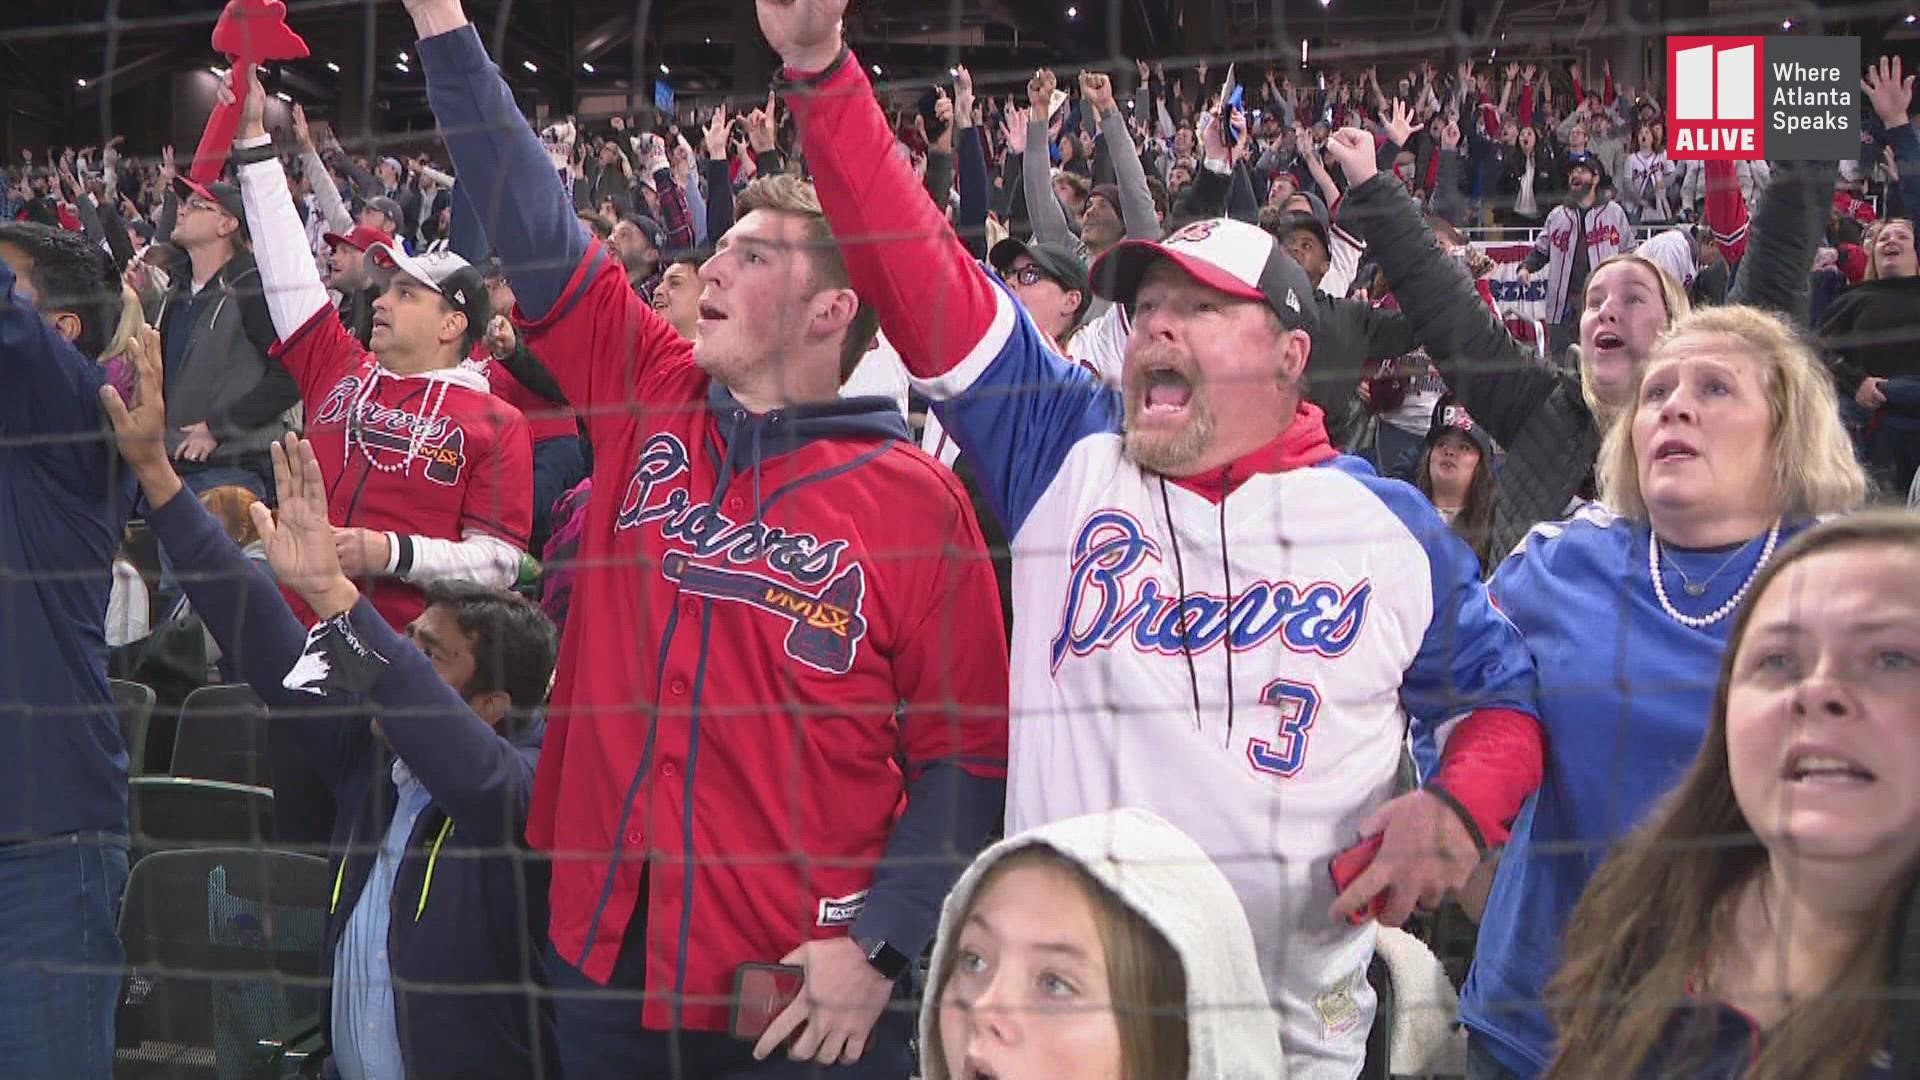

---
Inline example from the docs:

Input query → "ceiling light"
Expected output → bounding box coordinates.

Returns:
[76,78,88,88]
[325,61,341,73]
[1909,13,1918,23]
[1066,4,1078,16]
[398,51,409,63]
[523,60,539,73]
[1781,18,1792,28]
[581,61,595,73]
[659,64,670,75]
[871,64,883,75]
[949,67,959,77]
[275,91,292,102]
[211,66,228,77]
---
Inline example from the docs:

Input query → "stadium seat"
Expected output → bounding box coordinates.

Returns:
[171,685,272,787]
[129,777,275,866]
[111,678,157,778]
[114,848,328,1080]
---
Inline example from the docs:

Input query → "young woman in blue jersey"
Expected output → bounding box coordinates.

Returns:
[1459,304,1868,1080]
[1545,511,1920,1080]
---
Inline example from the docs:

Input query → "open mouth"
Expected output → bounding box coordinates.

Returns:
[1783,751,1876,786]
[1592,330,1625,351]
[697,302,727,323]
[1141,367,1193,415]
[1651,437,1698,464]
[962,1057,1000,1080]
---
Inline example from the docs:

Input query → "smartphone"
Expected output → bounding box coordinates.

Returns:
[730,963,805,1043]
[1329,834,1387,927]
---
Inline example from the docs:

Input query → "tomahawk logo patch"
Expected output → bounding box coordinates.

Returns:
[663,553,868,675]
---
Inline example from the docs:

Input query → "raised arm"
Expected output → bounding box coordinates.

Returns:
[1329,132,1563,448]
[1022,68,1077,249]
[410,0,691,417]
[771,2,1118,537]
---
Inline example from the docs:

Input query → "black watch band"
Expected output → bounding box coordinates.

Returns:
[772,44,852,94]
[860,937,911,982]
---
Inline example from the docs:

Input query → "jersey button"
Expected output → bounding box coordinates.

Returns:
[726,496,745,513]
[669,678,688,696]
[626,831,642,845]
[662,762,678,779]
[682,598,699,618]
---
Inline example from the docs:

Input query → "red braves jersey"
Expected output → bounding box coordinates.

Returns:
[517,242,1008,1032]
[271,308,533,628]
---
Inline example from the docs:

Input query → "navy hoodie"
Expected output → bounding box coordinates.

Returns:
[0,256,137,840]
[145,489,554,1078]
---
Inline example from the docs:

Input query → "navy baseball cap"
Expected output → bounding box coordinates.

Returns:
[1565,149,1601,176]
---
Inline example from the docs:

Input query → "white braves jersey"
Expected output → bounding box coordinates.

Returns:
[916,283,1535,1080]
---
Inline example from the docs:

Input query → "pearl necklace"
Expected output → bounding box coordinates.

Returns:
[1648,519,1780,629]
[347,368,451,477]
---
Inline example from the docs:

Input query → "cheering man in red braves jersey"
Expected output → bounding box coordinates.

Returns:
[403,0,1010,1076]
[222,72,532,631]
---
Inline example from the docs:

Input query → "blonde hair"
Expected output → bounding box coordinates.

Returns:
[197,485,263,548]
[97,283,144,363]
[1865,217,1914,280]
[1596,304,1868,521]
[1575,253,1694,420]
[734,174,880,382]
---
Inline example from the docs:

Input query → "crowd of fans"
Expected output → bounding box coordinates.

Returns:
[4,0,1920,1077]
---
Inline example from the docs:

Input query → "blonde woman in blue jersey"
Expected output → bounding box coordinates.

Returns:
[1461,305,1866,1079]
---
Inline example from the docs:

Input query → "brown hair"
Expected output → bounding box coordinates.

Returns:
[198,485,263,548]
[1415,433,1498,575]
[1546,511,1920,1080]
[733,174,880,383]
[925,846,1190,1080]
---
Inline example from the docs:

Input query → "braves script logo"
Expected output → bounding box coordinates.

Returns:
[1549,223,1624,254]
[1050,510,1372,674]
[619,434,866,673]
[313,375,466,485]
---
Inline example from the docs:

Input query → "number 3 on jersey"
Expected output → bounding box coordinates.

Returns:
[1249,679,1320,778]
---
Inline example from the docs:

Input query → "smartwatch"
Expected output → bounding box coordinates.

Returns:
[857,936,912,982]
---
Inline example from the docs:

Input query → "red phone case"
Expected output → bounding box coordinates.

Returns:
[729,963,806,1043]
[1329,834,1388,926]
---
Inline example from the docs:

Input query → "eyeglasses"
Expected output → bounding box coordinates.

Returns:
[184,196,221,214]
[1009,265,1054,288]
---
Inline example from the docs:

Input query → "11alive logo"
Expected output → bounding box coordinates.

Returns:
[1666,36,1860,160]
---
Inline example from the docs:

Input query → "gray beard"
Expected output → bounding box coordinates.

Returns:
[1123,400,1217,476]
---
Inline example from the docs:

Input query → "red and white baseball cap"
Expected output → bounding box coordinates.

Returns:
[366,243,490,331]
[323,224,395,253]
[1091,217,1315,332]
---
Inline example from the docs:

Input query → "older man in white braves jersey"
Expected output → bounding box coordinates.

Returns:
[761,3,1546,1075]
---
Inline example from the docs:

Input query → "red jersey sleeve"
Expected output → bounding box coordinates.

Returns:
[512,239,695,434]
[785,54,1000,381]
[270,306,369,408]
[458,401,534,550]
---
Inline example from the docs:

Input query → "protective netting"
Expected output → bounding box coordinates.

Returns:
[2,1,1918,1078]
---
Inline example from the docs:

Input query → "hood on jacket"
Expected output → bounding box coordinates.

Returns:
[919,808,1286,1080]
[704,379,909,470]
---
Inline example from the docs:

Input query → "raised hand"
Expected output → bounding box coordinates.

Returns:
[1002,105,1030,152]
[1522,63,1538,83]
[932,89,954,151]
[1439,118,1461,151]
[98,323,171,480]
[747,92,778,153]
[1199,108,1227,163]
[1137,58,1150,82]
[255,436,359,617]
[1383,98,1423,148]
[1503,61,1520,84]
[1322,126,1378,184]
[159,145,176,184]
[291,103,315,151]
[1080,70,1116,117]
[1864,55,1914,129]
[1028,67,1058,116]
[703,105,731,160]
[755,0,847,73]
[954,65,975,128]
[215,66,269,141]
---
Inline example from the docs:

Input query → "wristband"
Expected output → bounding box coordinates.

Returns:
[773,44,852,93]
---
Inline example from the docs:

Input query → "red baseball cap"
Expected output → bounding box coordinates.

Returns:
[324,225,395,253]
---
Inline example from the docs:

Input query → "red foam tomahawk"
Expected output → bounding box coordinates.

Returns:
[189,0,310,186]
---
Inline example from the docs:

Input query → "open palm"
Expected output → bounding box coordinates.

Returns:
[252,435,347,597]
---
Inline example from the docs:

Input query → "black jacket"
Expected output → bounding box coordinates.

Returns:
[1335,160,1833,558]
[1818,275,1920,414]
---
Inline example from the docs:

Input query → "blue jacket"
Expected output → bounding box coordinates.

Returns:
[0,256,138,840]
[145,491,554,1079]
